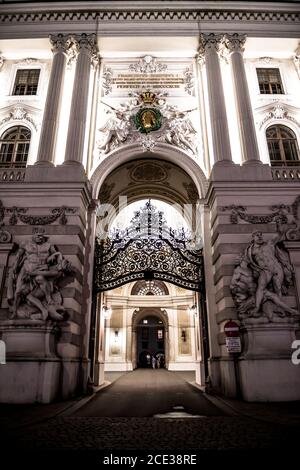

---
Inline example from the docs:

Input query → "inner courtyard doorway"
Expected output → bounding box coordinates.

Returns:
[137,315,165,369]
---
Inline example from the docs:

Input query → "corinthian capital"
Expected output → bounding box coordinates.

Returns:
[223,33,247,54]
[49,33,72,54]
[72,33,98,57]
[198,33,224,55]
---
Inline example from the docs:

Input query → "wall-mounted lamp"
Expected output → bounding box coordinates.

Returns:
[102,306,112,320]
[188,304,197,316]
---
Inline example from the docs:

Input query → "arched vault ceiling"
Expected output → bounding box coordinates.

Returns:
[97,157,200,208]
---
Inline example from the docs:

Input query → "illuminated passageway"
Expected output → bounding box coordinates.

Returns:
[73,369,222,418]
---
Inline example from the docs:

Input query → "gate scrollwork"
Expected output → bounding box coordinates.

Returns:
[93,201,203,292]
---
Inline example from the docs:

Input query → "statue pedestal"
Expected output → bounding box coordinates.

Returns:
[0,320,61,403]
[238,321,300,401]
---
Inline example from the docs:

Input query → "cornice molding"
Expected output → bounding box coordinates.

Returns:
[0,3,299,39]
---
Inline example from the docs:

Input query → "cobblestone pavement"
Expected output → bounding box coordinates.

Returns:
[0,369,299,456]
[2,415,299,451]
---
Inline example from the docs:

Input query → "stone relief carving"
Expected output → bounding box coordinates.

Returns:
[221,204,290,225]
[0,200,11,242]
[286,195,300,241]
[258,102,300,130]
[7,229,73,322]
[0,106,38,131]
[231,228,299,324]
[97,94,198,156]
[128,55,167,74]
[102,66,113,95]
[17,58,38,66]
[0,200,76,226]
[258,57,273,64]
[0,228,12,243]
[222,197,300,243]
[130,162,168,182]
[294,45,300,80]
[183,65,194,96]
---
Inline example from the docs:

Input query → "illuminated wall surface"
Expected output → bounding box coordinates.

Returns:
[0,1,300,404]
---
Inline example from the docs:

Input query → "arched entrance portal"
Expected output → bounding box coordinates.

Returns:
[89,154,209,389]
[90,200,208,386]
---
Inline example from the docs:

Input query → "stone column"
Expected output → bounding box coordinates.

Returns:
[36,34,71,166]
[64,33,97,166]
[198,33,232,164]
[223,34,261,164]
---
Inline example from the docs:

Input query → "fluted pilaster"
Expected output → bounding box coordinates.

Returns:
[223,33,260,164]
[36,34,71,166]
[64,33,98,166]
[198,33,232,164]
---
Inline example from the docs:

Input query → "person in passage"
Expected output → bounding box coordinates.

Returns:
[151,355,156,369]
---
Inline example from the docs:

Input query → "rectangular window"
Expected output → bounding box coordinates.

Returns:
[13,69,40,96]
[256,68,284,95]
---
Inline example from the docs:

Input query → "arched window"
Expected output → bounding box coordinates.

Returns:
[0,126,31,168]
[266,125,300,166]
[131,280,169,296]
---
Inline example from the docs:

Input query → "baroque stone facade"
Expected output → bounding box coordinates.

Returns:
[0,1,300,403]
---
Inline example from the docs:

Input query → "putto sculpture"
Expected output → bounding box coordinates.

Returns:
[7,230,73,322]
[231,226,299,323]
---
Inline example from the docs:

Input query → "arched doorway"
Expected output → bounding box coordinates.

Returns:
[88,153,209,390]
[132,306,169,370]
[136,315,165,369]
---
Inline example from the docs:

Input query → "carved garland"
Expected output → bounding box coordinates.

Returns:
[0,200,76,226]
[220,204,290,225]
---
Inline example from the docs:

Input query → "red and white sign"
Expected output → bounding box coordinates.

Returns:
[224,320,240,337]
[224,320,241,353]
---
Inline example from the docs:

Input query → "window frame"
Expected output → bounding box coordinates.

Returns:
[256,67,285,95]
[0,125,31,168]
[266,124,300,167]
[12,68,41,96]
[9,64,43,98]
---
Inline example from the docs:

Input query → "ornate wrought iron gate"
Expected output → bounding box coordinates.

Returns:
[93,201,203,293]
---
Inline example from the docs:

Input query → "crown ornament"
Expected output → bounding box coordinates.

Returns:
[140,91,157,105]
